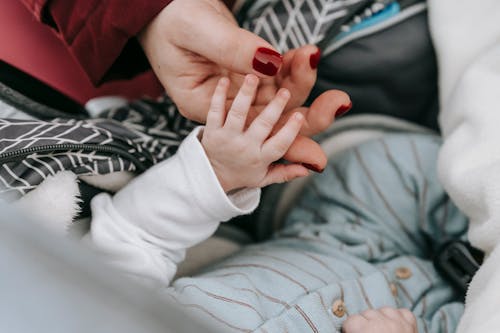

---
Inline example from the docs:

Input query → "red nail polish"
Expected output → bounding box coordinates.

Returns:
[253,47,283,76]
[336,101,353,118]
[309,48,322,69]
[303,163,325,173]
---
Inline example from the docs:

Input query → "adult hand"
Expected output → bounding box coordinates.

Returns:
[139,0,351,170]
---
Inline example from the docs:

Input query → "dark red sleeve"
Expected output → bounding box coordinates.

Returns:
[19,0,47,20]
[20,0,172,85]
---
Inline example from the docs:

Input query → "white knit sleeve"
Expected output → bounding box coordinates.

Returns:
[87,127,260,287]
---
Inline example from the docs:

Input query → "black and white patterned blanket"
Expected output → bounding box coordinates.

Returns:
[242,0,395,53]
[0,94,197,200]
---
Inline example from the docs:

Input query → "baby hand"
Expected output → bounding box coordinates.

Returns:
[342,308,417,333]
[201,74,309,193]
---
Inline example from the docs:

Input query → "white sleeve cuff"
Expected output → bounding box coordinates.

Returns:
[88,126,261,286]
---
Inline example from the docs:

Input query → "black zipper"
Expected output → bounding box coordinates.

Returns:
[0,143,151,172]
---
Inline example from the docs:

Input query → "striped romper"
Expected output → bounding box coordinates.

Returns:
[166,133,468,333]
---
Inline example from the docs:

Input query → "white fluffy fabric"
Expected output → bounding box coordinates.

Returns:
[15,171,80,236]
[79,172,135,193]
[429,1,500,332]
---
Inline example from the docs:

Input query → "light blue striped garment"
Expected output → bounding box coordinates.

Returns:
[166,133,467,333]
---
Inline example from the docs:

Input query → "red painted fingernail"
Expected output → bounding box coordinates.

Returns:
[253,47,283,76]
[303,163,325,173]
[309,48,322,69]
[336,101,352,118]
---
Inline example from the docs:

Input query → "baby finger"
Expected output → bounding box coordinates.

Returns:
[262,112,304,162]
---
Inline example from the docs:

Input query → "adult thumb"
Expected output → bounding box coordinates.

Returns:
[175,1,283,77]
[284,136,328,172]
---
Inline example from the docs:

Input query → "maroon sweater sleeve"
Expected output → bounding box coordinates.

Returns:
[20,0,172,85]
[19,0,47,20]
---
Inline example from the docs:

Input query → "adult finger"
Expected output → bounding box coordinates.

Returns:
[303,90,352,135]
[276,90,351,138]
[260,164,309,188]
[280,45,320,108]
[206,77,230,131]
[247,88,291,143]
[225,74,259,132]
[172,1,283,77]
[254,46,318,109]
[283,136,328,172]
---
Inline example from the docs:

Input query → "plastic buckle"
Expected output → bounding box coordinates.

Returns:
[434,241,483,294]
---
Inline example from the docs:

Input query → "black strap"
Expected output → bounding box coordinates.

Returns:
[434,241,484,295]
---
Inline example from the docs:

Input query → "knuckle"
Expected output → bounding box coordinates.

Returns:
[342,316,365,332]
[278,171,292,184]
[380,307,397,315]
[273,141,291,157]
[229,27,252,66]
[400,309,416,323]
[229,107,247,120]
[268,141,290,160]
[247,155,262,168]
[316,112,333,132]
[284,172,295,182]
[399,308,413,316]
[362,309,376,317]
[209,102,223,113]
[257,116,276,131]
